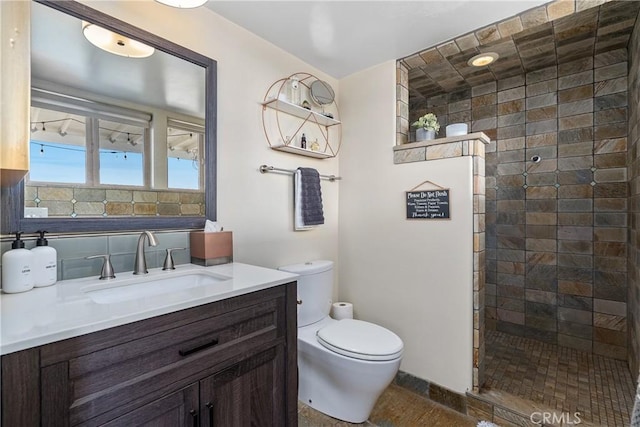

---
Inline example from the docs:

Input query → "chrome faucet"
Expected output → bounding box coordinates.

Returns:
[133,231,158,275]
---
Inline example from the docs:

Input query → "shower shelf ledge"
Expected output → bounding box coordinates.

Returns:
[393,131,490,151]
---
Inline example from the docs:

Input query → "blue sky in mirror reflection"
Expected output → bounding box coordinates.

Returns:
[29,141,199,190]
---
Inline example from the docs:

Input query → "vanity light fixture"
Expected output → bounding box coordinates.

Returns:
[82,21,154,58]
[155,0,208,8]
[468,52,499,67]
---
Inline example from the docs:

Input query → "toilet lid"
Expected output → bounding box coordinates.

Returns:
[316,319,403,361]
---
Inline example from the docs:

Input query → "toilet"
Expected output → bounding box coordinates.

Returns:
[278,260,403,423]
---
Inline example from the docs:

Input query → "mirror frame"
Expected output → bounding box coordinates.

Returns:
[1,0,217,233]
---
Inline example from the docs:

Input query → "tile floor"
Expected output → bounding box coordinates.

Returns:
[298,383,478,426]
[485,329,636,426]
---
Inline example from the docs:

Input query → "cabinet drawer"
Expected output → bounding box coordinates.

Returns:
[71,298,280,393]
[40,286,287,366]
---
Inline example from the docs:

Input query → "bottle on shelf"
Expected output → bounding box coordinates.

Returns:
[301,133,307,149]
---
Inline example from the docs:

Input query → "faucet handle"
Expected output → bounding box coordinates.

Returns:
[86,254,116,280]
[163,247,186,271]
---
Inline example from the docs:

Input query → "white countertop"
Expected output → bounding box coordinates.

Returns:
[0,263,298,355]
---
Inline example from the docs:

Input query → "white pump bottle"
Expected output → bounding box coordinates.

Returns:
[31,230,57,287]
[2,232,35,293]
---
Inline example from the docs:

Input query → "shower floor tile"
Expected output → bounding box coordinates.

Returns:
[485,329,636,426]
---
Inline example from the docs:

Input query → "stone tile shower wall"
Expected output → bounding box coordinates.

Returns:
[627,16,640,378]
[409,53,628,359]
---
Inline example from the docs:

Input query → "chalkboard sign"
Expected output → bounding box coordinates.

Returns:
[406,189,450,219]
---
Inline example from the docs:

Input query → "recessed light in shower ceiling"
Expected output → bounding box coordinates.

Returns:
[468,52,499,67]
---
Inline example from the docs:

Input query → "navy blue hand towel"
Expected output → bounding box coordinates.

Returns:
[297,167,324,226]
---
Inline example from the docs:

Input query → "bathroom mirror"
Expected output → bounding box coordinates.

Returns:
[1,0,217,233]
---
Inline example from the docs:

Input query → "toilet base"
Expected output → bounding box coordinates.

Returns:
[298,317,402,423]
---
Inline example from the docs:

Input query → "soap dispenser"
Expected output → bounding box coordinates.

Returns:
[31,231,57,287]
[1,232,35,293]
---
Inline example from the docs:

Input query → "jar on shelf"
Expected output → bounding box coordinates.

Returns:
[285,77,301,105]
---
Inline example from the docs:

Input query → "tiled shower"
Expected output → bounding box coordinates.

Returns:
[402,0,640,423]
[488,58,629,359]
[411,51,630,359]
[627,0,640,391]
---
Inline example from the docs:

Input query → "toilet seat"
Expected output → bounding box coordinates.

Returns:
[316,319,403,361]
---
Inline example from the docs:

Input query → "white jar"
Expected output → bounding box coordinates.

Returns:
[31,231,57,287]
[2,232,35,293]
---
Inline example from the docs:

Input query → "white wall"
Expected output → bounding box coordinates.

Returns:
[338,61,473,393]
[81,1,340,271]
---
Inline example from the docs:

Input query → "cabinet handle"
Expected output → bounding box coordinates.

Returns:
[178,339,219,356]
[189,409,198,427]
[206,402,214,426]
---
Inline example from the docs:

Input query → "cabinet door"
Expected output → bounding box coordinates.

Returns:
[0,0,31,186]
[1,349,40,427]
[98,383,199,427]
[200,346,286,427]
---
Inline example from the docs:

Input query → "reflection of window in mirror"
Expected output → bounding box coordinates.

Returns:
[28,98,150,188]
[167,119,205,190]
[25,89,206,218]
[29,108,87,184]
[98,119,146,187]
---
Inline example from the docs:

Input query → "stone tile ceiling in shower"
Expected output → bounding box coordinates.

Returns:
[401,1,640,100]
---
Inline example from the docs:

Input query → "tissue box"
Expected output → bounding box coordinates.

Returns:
[190,231,233,266]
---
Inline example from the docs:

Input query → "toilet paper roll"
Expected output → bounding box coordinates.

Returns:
[331,302,353,320]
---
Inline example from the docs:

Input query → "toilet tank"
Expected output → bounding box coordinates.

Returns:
[278,260,333,327]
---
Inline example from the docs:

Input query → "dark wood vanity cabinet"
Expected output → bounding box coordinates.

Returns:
[1,282,298,427]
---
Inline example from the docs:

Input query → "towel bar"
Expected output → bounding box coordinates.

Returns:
[259,164,341,182]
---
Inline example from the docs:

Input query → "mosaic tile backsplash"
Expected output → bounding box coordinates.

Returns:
[24,185,205,217]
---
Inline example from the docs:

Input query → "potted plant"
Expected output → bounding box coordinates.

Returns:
[412,113,440,141]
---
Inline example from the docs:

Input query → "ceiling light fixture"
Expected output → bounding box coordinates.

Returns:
[82,21,154,58]
[468,52,499,67]
[155,0,208,8]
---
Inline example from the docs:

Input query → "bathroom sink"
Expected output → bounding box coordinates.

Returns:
[82,270,232,304]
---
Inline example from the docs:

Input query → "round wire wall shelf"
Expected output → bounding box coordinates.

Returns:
[261,72,341,159]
